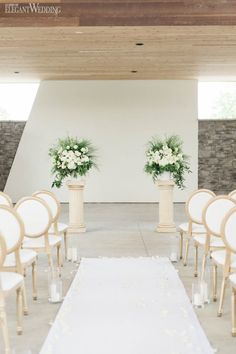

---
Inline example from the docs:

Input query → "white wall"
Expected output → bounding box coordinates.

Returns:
[5,80,198,202]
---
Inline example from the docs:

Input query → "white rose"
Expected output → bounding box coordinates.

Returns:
[74,145,78,149]
[75,151,81,156]
[68,161,76,170]
[82,156,89,162]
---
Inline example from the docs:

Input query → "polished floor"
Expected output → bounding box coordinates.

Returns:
[1,203,235,354]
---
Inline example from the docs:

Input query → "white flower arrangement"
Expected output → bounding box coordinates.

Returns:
[49,137,97,188]
[145,135,191,189]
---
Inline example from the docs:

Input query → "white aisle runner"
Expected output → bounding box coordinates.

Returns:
[40,258,214,354]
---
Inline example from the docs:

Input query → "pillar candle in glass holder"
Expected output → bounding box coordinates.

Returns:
[201,281,209,304]
[72,248,78,262]
[67,248,72,261]
[192,282,204,308]
[50,283,60,303]
[48,267,63,304]
[170,252,178,262]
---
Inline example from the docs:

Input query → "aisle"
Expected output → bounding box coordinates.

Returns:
[40,257,214,354]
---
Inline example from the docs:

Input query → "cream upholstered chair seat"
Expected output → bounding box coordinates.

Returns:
[212,250,236,268]
[0,272,24,294]
[3,249,37,268]
[230,273,236,286]
[178,222,206,233]
[48,222,67,234]
[23,235,62,249]
[194,235,225,248]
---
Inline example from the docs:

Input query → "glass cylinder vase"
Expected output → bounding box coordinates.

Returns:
[48,267,63,304]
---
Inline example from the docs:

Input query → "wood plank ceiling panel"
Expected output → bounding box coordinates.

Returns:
[0,26,236,80]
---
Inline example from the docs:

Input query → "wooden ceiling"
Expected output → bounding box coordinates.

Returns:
[1,1,236,27]
[0,2,236,80]
[1,26,236,81]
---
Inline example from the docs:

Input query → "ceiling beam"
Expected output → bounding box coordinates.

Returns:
[1,1,236,27]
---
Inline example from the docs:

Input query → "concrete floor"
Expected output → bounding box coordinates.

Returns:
[0,203,235,354]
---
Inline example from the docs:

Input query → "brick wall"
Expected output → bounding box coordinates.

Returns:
[198,120,236,194]
[0,121,26,191]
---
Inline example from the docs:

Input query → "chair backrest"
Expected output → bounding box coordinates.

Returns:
[203,195,236,237]
[0,192,12,208]
[229,190,236,201]
[186,189,216,224]
[0,235,6,267]
[32,190,60,223]
[221,206,236,253]
[15,197,52,238]
[0,206,24,254]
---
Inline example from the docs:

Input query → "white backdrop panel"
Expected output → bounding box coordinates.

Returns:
[5,80,198,202]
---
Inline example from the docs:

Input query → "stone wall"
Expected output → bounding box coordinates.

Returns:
[198,120,236,194]
[0,121,26,191]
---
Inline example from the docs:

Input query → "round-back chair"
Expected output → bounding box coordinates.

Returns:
[33,190,60,225]
[15,197,62,268]
[201,195,236,306]
[0,235,6,270]
[186,189,216,226]
[221,207,236,335]
[203,196,236,239]
[228,190,236,201]
[0,192,12,208]
[0,206,24,264]
[179,189,215,268]
[33,190,68,258]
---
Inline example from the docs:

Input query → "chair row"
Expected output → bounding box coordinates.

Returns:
[0,190,68,354]
[178,189,236,336]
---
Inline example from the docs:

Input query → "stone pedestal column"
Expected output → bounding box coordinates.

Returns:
[156,180,176,233]
[67,180,86,233]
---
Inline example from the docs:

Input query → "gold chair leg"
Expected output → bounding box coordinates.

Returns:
[32,261,37,301]
[194,244,198,277]
[232,288,236,337]
[218,274,228,317]
[201,253,207,282]
[0,296,11,353]
[16,287,23,335]
[213,264,217,302]
[22,283,28,316]
[179,231,183,260]
[57,245,62,276]
[64,231,68,261]
[183,238,189,266]
[47,252,53,268]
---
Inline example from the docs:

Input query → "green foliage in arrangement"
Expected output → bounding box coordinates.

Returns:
[49,136,97,188]
[144,135,191,189]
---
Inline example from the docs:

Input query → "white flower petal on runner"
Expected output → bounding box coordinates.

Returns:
[40,257,214,354]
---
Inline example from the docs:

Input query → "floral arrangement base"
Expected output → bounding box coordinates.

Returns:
[156,223,176,233]
[68,225,86,234]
